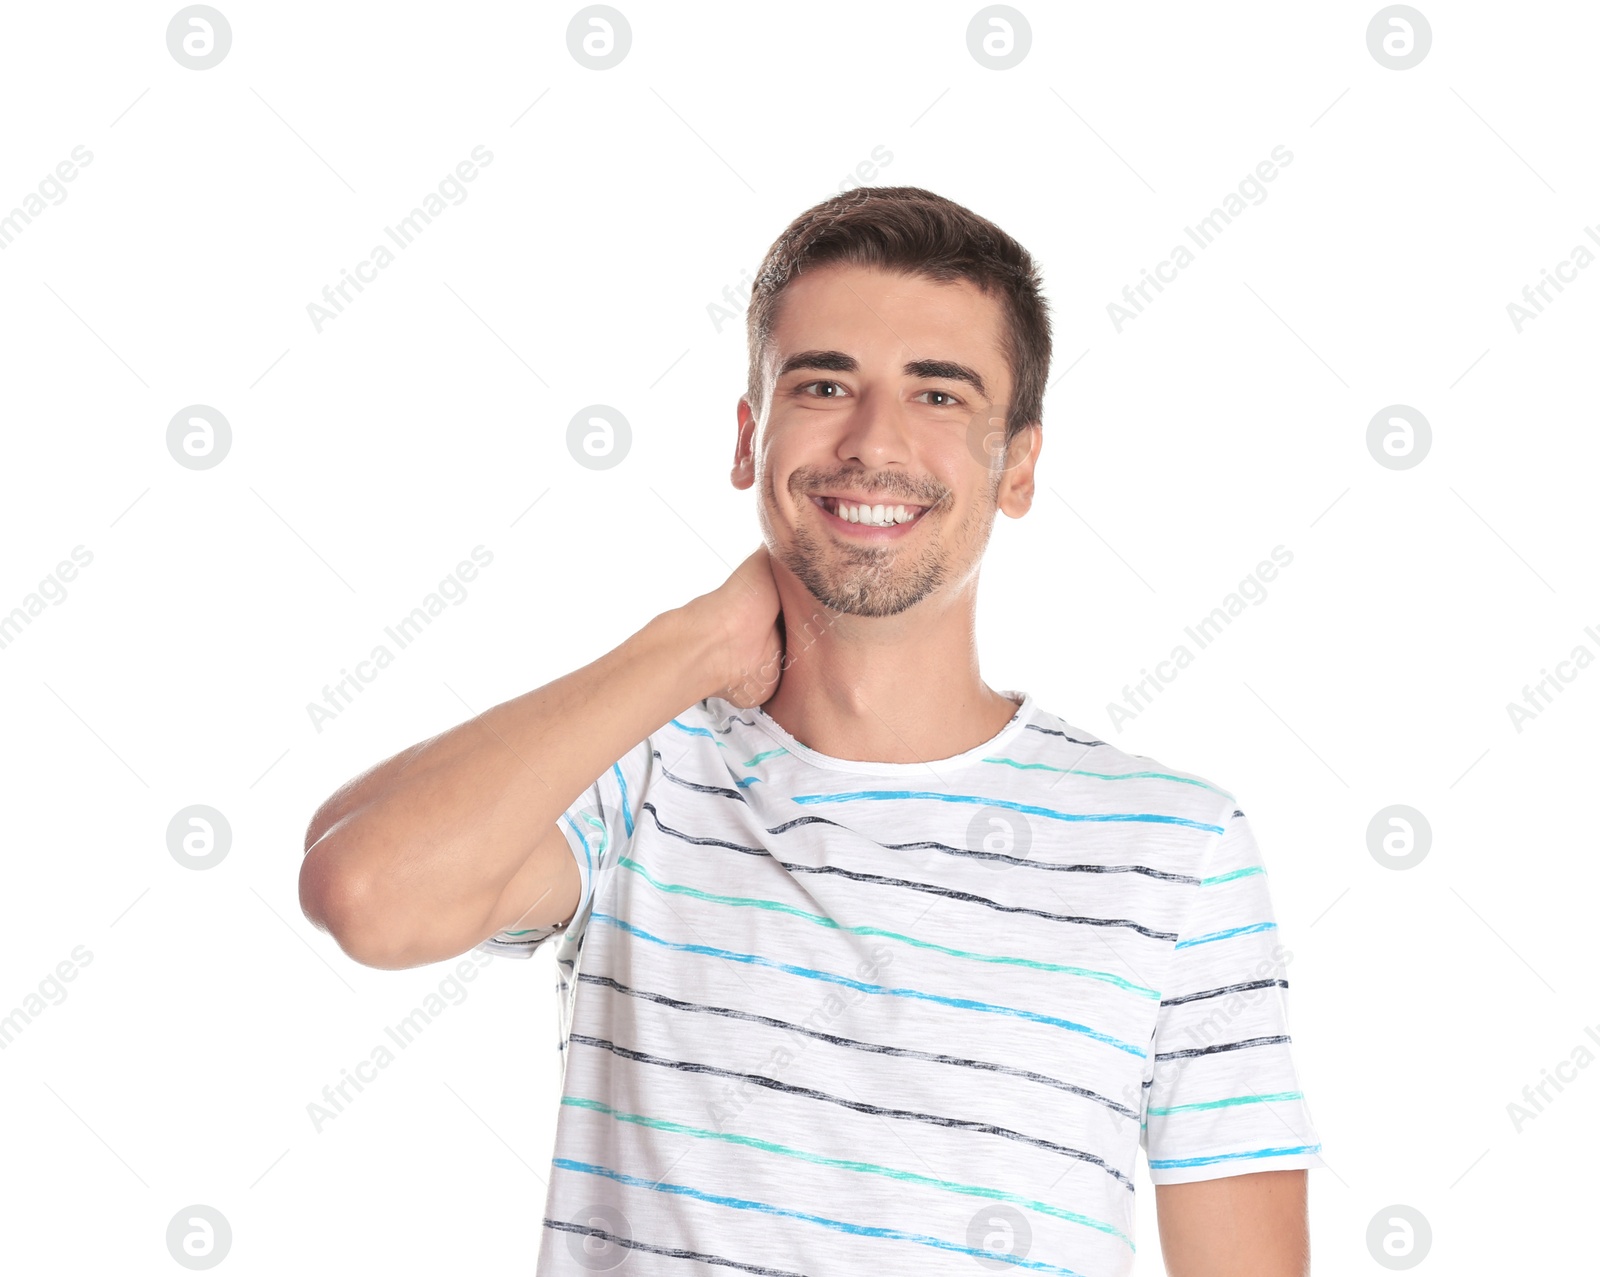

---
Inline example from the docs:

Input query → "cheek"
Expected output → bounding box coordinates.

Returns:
[950,487,994,537]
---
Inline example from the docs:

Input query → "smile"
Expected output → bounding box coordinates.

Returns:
[809,493,932,536]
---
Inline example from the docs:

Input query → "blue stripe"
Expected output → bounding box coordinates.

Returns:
[561,811,594,877]
[791,790,1226,835]
[592,913,1145,1057]
[1150,1143,1321,1170]
[611,762,635,837]
[1174,922,1277,949]
[980,757,1231,797]
[552,1158,1097,1275]
[1201,866,1263,885]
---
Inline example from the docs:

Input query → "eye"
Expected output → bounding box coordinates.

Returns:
[795,379,847,398]
[917,389,964,408]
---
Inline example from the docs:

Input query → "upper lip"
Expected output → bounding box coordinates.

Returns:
[811,492,929,510]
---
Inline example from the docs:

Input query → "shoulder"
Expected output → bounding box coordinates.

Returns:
[1019,699,1237,838]
[635,698,766,790]
[653,698,762,758]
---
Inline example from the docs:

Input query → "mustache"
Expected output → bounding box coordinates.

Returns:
[794,474,947,506]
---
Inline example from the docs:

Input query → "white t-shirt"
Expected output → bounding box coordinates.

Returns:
[480,689,1323,1276]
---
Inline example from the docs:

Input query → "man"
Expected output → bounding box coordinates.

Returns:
[301,186,1323,1275]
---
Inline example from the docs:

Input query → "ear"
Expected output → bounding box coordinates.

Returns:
[732,396,758,491]
[997,423,1042,517]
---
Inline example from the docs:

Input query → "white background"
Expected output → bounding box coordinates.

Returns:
[1,1,1595,1272]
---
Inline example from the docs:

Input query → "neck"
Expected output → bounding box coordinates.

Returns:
[758,574,1019,765]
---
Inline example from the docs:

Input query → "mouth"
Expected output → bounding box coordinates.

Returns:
[808,493,933,538]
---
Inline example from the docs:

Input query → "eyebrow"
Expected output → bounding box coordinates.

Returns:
[776,349,989,399]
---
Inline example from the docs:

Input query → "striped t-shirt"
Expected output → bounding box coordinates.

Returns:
[479,688,1323,1276]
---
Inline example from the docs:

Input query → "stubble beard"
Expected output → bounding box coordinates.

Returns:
[772,470,999,619]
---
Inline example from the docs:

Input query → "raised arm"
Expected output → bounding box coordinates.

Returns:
[298,546,783,970]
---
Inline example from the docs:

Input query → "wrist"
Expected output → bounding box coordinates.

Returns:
[643,604,725,708]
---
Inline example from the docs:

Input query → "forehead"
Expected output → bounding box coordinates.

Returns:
[767,263,1010,390]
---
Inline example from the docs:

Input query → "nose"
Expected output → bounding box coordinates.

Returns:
[834,386,913,471]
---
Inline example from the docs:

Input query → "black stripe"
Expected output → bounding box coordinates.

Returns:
[657,801,1198,885]
[545,1218,809,1277]
[568,1032,1136,1192]
[1159,978,1287,1007]
[712,713,760,735]
[1154,1034,1290,1061]
[653,750,749,802]
[873,829,1199,883]
[639,802,1179,942]
[1025,722,1106,747]
[578,972,1141,1121]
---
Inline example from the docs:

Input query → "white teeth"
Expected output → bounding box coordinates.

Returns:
[822,497,924,527]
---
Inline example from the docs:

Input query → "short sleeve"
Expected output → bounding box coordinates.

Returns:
[476,736,653,960]
[1141,805,1324,1184]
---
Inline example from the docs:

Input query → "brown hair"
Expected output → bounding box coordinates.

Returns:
[744,186,1053,445]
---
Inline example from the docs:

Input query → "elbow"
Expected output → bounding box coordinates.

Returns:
[298,835,342,935]
[299,835,392,969]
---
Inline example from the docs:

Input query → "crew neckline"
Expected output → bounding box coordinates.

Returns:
[719,689,1035,776]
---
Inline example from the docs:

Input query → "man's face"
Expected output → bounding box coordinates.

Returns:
[733,262,1039,619]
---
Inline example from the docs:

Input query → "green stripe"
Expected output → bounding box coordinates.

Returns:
[981,756,1233,798]
[742,748,789,766]
[1200,866,1264,886]
[562,1095,1132,1248]
[1147,1091,1302,1116]
[617,856,1158,999]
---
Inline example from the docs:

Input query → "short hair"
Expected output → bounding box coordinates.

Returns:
[744,186,1053,447]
